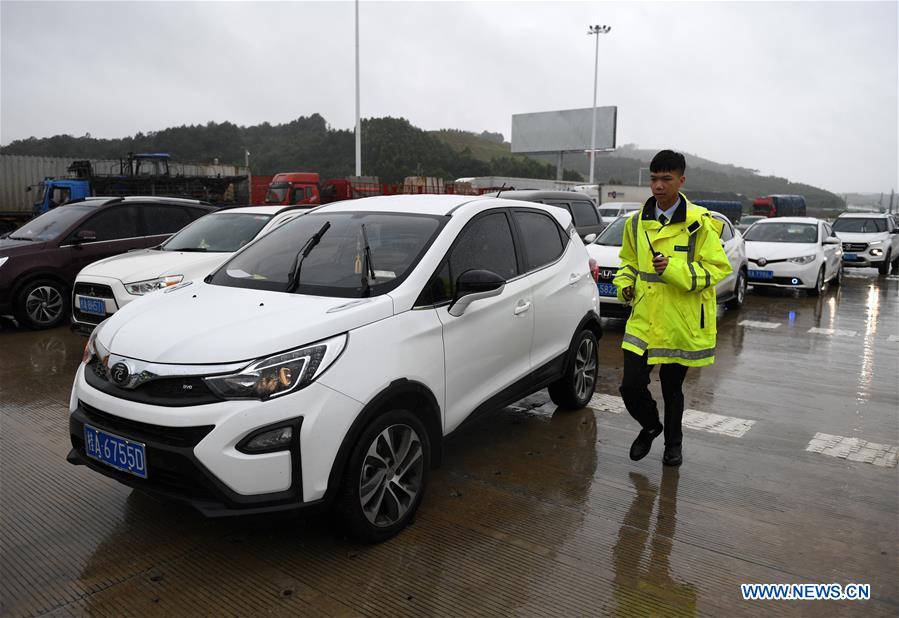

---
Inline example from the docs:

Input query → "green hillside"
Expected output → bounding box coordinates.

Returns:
[2,117,844,213]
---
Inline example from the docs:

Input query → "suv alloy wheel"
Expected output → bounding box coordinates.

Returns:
[548,329,598,409]
[15,279,69,329]
[337,409,431,543]
[810,266,825,297]
[726,269,747,309]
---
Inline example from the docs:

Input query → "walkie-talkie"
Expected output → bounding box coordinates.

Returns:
[645,231,663,259]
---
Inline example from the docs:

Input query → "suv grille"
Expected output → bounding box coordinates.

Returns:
[597,266,618,282]
[73,283,116,325]
[842,242,868,252]
[85,358,221,406]
[79,401,213,447]
[74,283,115,298]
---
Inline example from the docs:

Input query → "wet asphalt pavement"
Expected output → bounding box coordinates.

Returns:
[1,269,897,617]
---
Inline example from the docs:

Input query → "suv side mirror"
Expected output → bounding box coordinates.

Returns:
[823,236,840,245]
[891,228,899,234]
[448,269,505,317]
[74,230,97,243]
[583,233,597,244]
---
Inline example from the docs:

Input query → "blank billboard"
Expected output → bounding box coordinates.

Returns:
[512,106,617,154]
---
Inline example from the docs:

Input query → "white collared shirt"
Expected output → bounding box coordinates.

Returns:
[655,196,681,223]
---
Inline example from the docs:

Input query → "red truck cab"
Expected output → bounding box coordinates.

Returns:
[264,172,321,206]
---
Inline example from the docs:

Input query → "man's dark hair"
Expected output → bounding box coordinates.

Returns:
[650,150,686,175]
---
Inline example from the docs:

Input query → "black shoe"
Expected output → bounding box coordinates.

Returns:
[663,444,683,466]
[629,425,663,461]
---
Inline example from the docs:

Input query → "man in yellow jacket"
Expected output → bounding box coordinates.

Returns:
[612,150,732,466]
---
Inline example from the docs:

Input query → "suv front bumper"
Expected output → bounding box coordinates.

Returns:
[68,363,363,515]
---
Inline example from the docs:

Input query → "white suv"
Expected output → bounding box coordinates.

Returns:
[832,212,899,275]
[67,195,601,542]
[72,205,306,334]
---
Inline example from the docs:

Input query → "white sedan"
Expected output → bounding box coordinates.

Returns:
[743,217,842,295]
[585,211,748,315]
[72,205,305,334]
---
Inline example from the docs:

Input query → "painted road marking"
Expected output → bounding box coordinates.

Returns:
[806,433,898,468]
[586,394,756,438]
[739,320,782,329]
[682,410,757,438]
[588,393,625,414]
[808,327,858,337]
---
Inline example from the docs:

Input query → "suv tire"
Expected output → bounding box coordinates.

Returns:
[809,266,825,297]
[337,409,430,543]
[14,279,69,330]
[548,329,598,410]
[878,251,891,275]
[725,269,747,310]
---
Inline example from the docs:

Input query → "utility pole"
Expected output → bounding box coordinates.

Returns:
[587,24,611,186]
[354,0,362,177]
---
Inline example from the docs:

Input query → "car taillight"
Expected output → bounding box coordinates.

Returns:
[589,258,600,283]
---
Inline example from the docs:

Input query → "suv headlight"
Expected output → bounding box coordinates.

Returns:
[82,320,110,364]
[868,240,884,246]
[125,275,183,295]
[787,254,816,265]
[205,334,347,400]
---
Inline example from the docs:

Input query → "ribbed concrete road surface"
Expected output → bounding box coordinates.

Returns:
[1,269,897,617]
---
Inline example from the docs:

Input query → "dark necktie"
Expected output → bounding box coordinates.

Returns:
[659,213,668,225]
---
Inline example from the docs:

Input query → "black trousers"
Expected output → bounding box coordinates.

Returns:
[620,350,689,446]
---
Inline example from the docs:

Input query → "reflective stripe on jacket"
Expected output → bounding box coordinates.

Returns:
[612,194,732,367]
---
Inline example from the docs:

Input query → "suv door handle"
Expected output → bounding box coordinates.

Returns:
[568,273,583,285]
[513,300,532,315]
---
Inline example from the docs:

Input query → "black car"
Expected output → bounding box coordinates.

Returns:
[487,190,604,242]
[0,196,215,329]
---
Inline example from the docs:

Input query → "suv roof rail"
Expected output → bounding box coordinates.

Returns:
[118,196,213,206]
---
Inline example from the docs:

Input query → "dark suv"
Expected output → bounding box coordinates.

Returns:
[0,197,215,329]
[486,190,604,241]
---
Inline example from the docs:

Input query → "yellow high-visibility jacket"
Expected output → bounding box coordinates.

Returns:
[612,195,732,366]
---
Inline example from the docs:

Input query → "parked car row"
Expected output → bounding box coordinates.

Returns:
[0,197,216,329]
[71,205,306,334]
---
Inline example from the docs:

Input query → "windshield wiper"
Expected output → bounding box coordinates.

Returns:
[173,247,208,252]
[359,223,377,297]
[6,235,34,241]
[286,221,331,293]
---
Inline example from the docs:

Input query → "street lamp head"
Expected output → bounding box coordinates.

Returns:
[588,24,611,35]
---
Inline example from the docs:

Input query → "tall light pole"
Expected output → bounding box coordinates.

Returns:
[587,24,611,185]
[354,0,362,177]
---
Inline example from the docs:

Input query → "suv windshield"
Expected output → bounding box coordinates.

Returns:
[594,216,627,246]
[210,211,445,297]
[8,204,95,242]
[744,222,818,243]
[832,218,887,233]
[162,212,273,252]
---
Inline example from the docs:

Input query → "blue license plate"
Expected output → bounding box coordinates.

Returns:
[843,253,857,261]
[83,425,147,478]
[79,296,106,316]
[597,282,617,297]
[749,269,774,280]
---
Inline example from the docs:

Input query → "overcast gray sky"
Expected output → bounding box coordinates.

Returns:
[1,1,896,193]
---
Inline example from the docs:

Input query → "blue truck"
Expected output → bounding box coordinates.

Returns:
[693,199,744,224]
[1,153,248,234]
